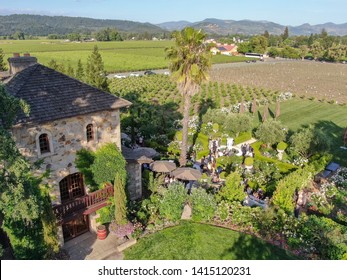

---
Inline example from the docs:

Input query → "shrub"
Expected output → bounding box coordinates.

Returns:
[215,200,230,222]
[75,148,97,189]
[91,143,127,185]
[217,172,245,202]
[159,182,188,222]
[277,141,288,151]
[244,157,254,166]
[190,188,217,222]
[255,119,287,147]
[272,166,313,214]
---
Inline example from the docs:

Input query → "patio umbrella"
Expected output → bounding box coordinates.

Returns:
[171,167,202,181]
[150,160,176,173]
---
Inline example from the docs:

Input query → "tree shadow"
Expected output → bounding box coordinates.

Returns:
[311,120,347,166]
[257,110,262,122]
[191,98,216,154]
[220,233,296,260]
[120,91,182,153]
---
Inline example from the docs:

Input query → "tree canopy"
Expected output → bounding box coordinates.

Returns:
[0,84,58,259]
[255,119,287,147]
[85,45,109,91]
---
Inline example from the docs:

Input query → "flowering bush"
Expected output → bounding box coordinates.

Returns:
[109,221,134,238]
[310,193,333,215]
[277,92,293,101]
[292,156,308,166]
[330,167,347,189]
[131,221,144,239]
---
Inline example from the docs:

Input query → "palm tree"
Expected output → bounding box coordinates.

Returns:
[166,27,211,166]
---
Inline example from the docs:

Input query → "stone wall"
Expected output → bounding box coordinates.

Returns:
[125,161,142,200]
[11,109,121,204]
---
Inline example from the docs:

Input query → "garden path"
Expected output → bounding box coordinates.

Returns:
[234,138,257,148]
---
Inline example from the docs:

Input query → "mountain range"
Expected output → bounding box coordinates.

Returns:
[0,14,346,36]
[157,18,347,36]
[0,14,163,36]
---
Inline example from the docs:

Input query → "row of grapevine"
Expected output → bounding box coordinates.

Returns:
[110,76,284,116]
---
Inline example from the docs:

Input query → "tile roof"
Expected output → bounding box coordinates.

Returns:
[4,63,131,125]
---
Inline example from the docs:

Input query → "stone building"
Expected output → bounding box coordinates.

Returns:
[2,53,150,245]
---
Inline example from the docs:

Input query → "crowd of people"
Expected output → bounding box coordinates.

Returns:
[241,143,254,157]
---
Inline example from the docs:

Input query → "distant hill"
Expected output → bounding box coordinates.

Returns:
[1,14,346,37]
[157,20,193,31]
[158,18,347,36]
[0,14,165,36]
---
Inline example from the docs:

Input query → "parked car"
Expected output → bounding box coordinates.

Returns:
[129,73,140,77]
[164,71,170,75]
[114,74,126,78]
[144,70,156,75]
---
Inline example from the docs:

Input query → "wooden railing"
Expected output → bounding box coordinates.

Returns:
[53,184,114,223]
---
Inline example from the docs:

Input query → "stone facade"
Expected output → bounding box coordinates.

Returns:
[125,161,142,200]
[11,109,121,204]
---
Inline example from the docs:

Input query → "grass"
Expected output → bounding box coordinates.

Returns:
[257,99,347,166]
[124,221,297,260]
[271,99,346,131]
[0,39,244,72]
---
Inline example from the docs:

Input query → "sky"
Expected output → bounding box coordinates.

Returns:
[0,0,346,26]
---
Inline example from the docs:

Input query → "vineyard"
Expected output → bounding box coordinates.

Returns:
[110,75,283,114]
[210,60,347,103]
[110,74,347,165]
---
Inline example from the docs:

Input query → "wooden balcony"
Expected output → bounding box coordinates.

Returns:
[53,184,114,224]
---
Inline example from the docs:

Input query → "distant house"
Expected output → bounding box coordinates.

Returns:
[2,53,153,245]
[210,44,238,56]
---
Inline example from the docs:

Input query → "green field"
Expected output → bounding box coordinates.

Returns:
[0,39,248,72]
[124,222,296,260]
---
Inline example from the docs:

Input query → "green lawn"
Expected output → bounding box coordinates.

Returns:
[0,39,242,72]
[124,221,297,260]
[273,99,346,131]
[253,99,347,166]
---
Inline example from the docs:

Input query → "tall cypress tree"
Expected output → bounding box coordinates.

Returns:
[113,173,127,225]
[282,27,289,41]
[85,45,109,91]
[0,48,7,71]
[75,59,84,81]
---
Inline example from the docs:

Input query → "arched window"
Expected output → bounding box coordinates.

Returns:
[59,173,85,202]
[86,124,94,142]
[39,133,50,153]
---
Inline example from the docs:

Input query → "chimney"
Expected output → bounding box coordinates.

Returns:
[8,53,38,75]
